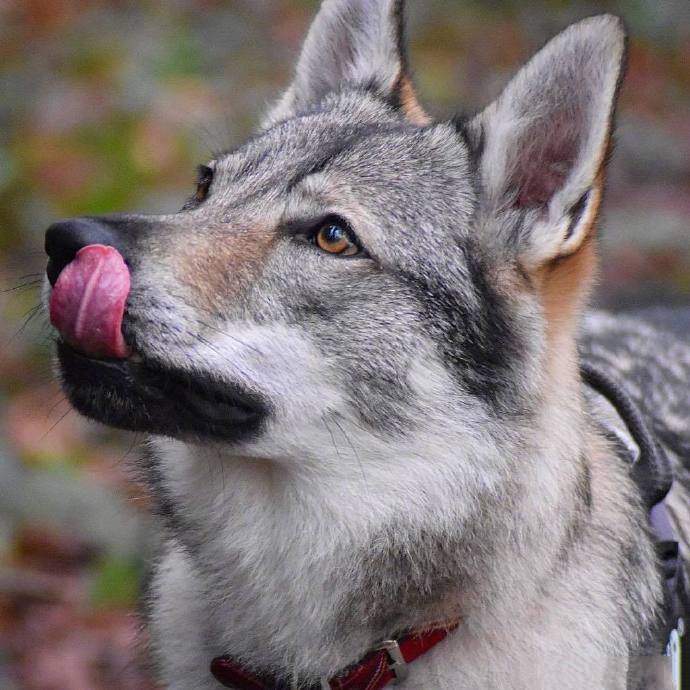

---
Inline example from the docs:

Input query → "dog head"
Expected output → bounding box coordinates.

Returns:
[45,1,626,468]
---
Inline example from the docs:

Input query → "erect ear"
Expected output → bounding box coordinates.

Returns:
[469,15,626,270]
[263,0,428,126]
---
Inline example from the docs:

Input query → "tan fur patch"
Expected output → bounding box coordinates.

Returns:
[174,225,277,312]
[540,235,598,383]
[397,74,430,126]
[540,233,598,331]
[529,176,605,382]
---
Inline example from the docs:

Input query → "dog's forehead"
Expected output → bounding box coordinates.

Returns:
[216,100,403,177]
[212,92,472,205]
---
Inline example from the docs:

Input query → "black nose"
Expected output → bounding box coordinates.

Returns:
[45,218,118,286]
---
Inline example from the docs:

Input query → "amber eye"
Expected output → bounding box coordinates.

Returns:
[314,221,360,256]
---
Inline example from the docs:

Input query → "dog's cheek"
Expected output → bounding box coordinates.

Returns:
[270,272,426,435]
[193,321,350,430]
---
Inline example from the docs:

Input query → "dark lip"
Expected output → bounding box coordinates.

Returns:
[56,341,268,442]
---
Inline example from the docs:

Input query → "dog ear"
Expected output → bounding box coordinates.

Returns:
[469,15,626,269]
[263,0,428,126]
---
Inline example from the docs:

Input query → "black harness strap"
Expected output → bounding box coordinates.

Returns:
[580,361,673,508]
[580,360,688,655]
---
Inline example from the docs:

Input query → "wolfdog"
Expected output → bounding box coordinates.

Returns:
[44,1,689,688]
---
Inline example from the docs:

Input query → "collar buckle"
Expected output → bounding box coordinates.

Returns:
[377,639,409,683]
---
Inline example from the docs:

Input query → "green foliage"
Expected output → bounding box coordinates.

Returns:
[91,555,142,610]
[155,31,207,79]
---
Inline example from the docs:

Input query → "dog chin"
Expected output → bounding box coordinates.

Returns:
[55,341,269,442]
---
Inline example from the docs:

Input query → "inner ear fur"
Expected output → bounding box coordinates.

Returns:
[472,14,626,274]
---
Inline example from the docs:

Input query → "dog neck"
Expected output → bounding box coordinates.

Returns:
[147,381,594,682]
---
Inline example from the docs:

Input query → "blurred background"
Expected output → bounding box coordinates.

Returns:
[0,1,688,688]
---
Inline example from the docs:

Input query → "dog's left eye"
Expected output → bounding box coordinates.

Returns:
[312,220,361,256]
[194,164,214,203]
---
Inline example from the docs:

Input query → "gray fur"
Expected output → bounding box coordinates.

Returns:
[45,3,688,689]
[264,0,407,126]
[581,309,690,566]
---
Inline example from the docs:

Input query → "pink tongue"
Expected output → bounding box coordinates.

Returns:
[49,244,131,359]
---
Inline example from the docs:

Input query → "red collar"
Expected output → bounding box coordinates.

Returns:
[210,624,458,689]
